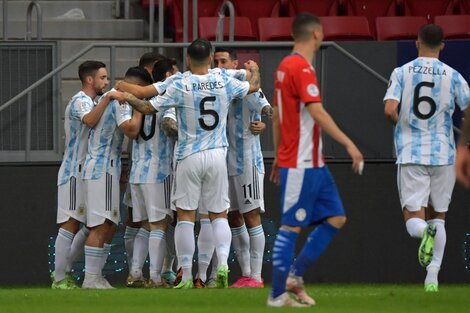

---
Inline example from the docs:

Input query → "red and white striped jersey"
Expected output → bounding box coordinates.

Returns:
[274,53,324,168]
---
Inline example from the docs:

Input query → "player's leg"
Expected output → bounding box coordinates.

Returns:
[206,250,218,288]
[161,212,177,285]
[174,208,196,289]
[424,165,455,292]
[123,183,140,271]
[244,208,265,287]
[195,212,215,287]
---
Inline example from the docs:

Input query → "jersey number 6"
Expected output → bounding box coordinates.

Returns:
[413,82,436,120]
[199,96,219,131]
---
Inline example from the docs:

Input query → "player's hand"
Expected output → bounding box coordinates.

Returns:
[270,158,280,185]
[108,90,126,104]
[456,145,470,188]
[250,121,266,135]
[346,143,364,175]
[115,80,123,91]
[244,60,259,71]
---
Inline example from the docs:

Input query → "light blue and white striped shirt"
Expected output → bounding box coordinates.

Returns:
[82,91,132,179]
[129,110,174,184]
[227,89,271,176]
[384,57,470,165]
[150,68,250,160]
[57,91,94,186]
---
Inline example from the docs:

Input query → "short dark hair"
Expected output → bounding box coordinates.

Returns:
[188,39,212,65]
[124,66,153,85]
[292,13,321,41]
[152,58,175,82]
[418,24,444,49]
[214,47,237,60]
[138,51,166,68]
[78,60,106,82]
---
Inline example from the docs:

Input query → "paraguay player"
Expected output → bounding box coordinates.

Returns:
[384,24,470,292]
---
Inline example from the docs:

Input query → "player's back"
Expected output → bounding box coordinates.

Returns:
[386,57,470,165]
[57,91,93,185]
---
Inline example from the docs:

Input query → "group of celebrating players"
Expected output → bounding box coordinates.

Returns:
[50,12,470,308]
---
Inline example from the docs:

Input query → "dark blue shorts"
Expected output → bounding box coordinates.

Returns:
[280,166,345,227]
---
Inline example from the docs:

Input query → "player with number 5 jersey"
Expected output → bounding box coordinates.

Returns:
[384,24,470,293]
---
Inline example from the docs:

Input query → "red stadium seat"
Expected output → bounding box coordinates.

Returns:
[400,0,454,22]
[258,17,294,41]
[376,16,427,40]
[285,0,340,16]
[320,16,373,41]
[231,0,282,37]
[198,16,257,41]
[435,15,470,39]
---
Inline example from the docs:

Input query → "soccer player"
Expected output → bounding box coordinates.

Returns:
[122,39,261,289]
[81,67,145,289]
[384,24,470,292]
[213,46,272,288]
[268,14,363,307]
[139,51,166,75]
[52,61,113,289]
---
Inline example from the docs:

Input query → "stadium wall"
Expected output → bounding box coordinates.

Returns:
[1,162,469,286]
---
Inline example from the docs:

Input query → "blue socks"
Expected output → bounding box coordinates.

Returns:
[291,222,339,277]
[271,228,298,298]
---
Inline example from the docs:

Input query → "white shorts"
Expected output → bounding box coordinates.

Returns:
[173,148,230,214]
[122,183,132,207]
[229,166,265,214]
[57,176,87,224]
[397,164,455,212]
[85,173,121,227]
[130,177,173,223]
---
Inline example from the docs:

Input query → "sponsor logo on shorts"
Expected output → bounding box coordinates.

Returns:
[78,205,85,216]
[244,199,252,205]
[295,208,307,222]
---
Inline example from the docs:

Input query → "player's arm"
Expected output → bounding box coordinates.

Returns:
[82,90,120,128]
[123,92,158,115]
[115,80,158,99]
[162,117,178,139]
[307,102,363,173]
[384,99,399,125]
[269,105,281,185]
[244,61,260,94]
[456,102,470,187]
[119,109,143,139]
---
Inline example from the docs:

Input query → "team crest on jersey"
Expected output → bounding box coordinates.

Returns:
[307,84,319,97]
[277,70,285,82]
[295,208,307,222]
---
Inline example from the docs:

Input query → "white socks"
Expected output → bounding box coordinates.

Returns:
[197,219,215,281]
[124,226,139,269]
[131,228,150,278]
[175,221,195,282]
[248,225,265,282]
[405,217,428,238]
[162,224,176,273]
[84,245,103,275]
[425,219,446,284]
[212,218,232,268]
[149,230,167,283]
[231,225,251,277]
[54,228,75,281]
[100,243,112,276]
[66,227,89,272]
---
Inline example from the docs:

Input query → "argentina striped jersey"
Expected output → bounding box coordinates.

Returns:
[149,68,250,160]
[384,57,470,165]
[57,91,94,186]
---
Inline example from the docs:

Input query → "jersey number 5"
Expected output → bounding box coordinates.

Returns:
[413,82,436,120]
[199,96,219,131]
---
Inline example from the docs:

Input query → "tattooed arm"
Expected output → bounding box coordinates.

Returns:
[161,117,178,139]
[124,92,157,115]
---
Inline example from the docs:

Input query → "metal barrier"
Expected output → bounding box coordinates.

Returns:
[25,1,43,40]
[217,0,235,42]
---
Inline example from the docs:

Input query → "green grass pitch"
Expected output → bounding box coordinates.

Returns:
[0,284,469,313]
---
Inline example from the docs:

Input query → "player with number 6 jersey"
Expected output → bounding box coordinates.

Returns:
[384,24,470,293]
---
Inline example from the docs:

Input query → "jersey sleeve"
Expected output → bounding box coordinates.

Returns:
[115,101,132,127]
[153,72,182,94]
[453,72,470,110]
[383,68,403,103]
[293,65,321,105]
[228,76,250,100]
[149,79,182,111]
[226,69,247,81]
[71,97,94,121]
[245,89,271,113]
[163,108,177,121]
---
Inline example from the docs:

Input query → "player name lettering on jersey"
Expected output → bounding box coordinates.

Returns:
[186,81,223,91]
[408,66,447,76]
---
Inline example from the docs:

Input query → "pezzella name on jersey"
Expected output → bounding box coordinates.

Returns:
[408,65,447,76]
[185,81,224,91]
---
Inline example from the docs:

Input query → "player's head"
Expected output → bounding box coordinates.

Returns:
[152,58,178,82]
[187,39,213,69]
[292,13,323,51]
[417,24,444,53]
[214,47,238,69]
[78,60,109,96]
[124,66,153,86]
[139,51,166,76]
